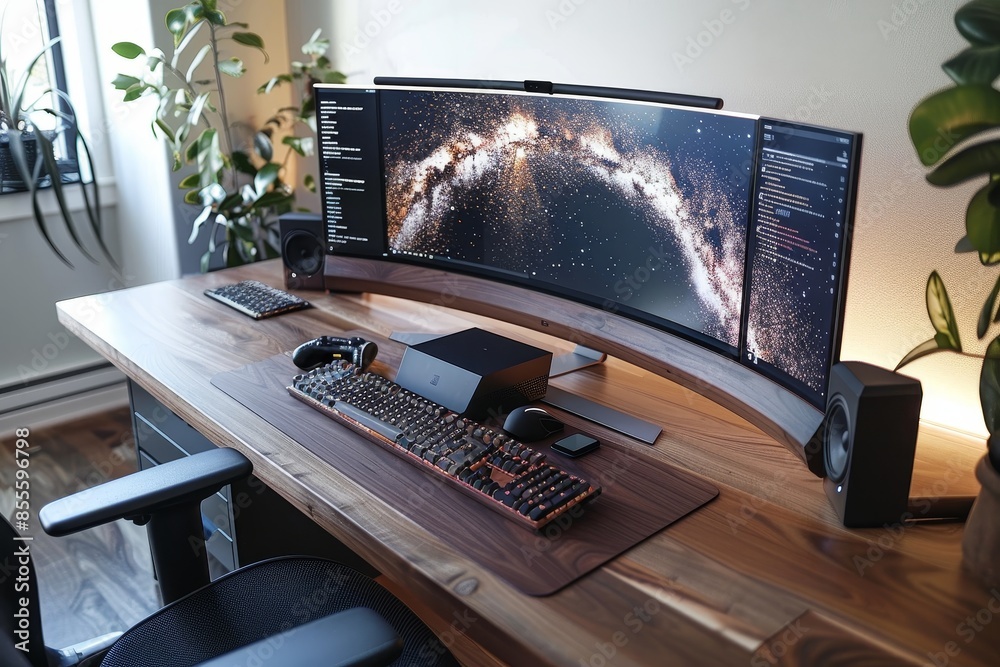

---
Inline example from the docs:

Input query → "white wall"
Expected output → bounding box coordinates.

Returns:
[88,0,181,284]
[299,0,986,437]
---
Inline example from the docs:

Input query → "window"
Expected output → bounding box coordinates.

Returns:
[1,0,77,193]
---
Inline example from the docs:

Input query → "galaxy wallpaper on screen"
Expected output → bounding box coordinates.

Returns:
[381,90,756,347]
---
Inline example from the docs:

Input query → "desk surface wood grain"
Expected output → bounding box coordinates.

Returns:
[56,260,997,667]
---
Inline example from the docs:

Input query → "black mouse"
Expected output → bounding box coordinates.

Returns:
[503,406,564,442]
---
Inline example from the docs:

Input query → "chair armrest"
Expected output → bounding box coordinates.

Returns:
[196,608,403,667]
[39,448,252,537]
[49,632,121,667]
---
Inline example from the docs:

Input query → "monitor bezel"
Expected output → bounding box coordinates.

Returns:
[317,82,759,359]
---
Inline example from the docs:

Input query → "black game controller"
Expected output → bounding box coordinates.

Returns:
[292,335,378,371]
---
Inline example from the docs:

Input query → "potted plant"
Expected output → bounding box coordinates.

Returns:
[111,0,344,271]
[895,0,1000,587]
[0,10,115,270]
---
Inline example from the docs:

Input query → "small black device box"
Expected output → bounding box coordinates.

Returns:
[552,433,600,458]
[394,328,552,419]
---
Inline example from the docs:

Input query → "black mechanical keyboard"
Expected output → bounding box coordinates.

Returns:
[204,280,310,319]
[287,361,601,531]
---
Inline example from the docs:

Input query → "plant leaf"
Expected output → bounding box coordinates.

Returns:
[218,57,245,78]
[282,135,306,157]
[111,74,141,91]
[35,129,99,265]
[909,85,1000,166]
[188,205,214,244]
[112,42,145,59]
[185,44,212,83]
[926,270,963,351]
[895,338,949,370]
[304,173,316,193]
[205,9,226,26]
[187,91,211,127]
[232,31,268,62]
[154,118,176,143]
[957,0,1000,46]
[165,8,190,45]
[195,128,224,187]
[967,180,1000,258]
[254,162,280,196]
[980,275,1000,338]
[172,20,205,67]
[254,131,273,162]
[254,190,293,208]
[257,74,293,94]
[944,45,1000,85]
[123,84,146,102]
[231,150,257,176]
[178,173,201,189]
[927,139,1000,185]
[981,335,1000,436]
[232,31,265,49]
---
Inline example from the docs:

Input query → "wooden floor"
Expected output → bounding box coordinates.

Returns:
[0,408,159,649]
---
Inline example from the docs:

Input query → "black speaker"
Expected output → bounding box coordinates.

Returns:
[280,213,325,290]
[822,361,922,527]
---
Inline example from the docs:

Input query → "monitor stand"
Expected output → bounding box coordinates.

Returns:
[548,345,607,378]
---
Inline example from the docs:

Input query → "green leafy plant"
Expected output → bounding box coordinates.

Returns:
[111,0,343,271]
[896,0,1000,467]
[0,9,116,270]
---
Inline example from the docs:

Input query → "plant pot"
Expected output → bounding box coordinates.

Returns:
[0,130,40,192]
[962,454,1000,588]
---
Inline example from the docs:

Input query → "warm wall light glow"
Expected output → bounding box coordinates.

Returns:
[843,326,989,439]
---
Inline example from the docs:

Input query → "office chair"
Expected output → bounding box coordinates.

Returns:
[2,448,458,667]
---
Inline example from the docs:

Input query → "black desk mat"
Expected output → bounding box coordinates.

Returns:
[212,354,718,596]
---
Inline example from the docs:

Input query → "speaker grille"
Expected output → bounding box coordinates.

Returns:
[480,375,549,415]
[824,394,851,483]
[283,230,323,277]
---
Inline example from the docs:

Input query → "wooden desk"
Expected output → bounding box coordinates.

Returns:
[58,260,998,666]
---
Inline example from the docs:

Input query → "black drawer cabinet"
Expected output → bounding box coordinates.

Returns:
[127,380,377,579]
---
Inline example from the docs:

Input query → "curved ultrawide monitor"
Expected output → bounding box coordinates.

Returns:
[313,82,861,412]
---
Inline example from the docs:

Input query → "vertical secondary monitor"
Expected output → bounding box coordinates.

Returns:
[315,87,383,256]
[742,120,861,408]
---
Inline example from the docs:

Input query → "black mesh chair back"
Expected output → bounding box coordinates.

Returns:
[100,556,457,667]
